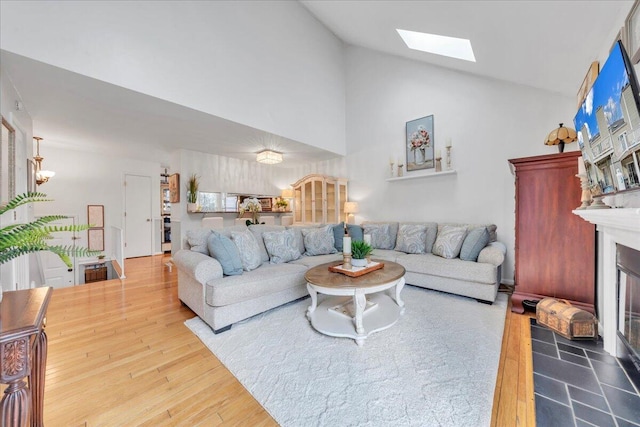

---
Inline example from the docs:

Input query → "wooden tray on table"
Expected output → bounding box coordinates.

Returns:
[328,261,384,277]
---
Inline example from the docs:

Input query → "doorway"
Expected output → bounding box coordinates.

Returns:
[124,174,153,258]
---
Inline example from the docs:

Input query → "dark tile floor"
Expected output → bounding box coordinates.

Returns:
[531,319,640,427]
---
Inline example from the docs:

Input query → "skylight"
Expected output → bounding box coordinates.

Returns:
[396,29,476,62]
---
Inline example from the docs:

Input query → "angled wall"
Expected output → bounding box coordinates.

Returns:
[0,1,346,155]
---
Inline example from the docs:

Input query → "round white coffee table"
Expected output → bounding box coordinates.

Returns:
[305,260,406,346]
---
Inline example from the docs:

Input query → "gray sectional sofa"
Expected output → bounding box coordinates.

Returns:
[173,221,506,333]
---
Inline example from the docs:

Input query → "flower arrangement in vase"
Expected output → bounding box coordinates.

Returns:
[275,198,288,212]
[350,240,372,267]
[408,125,431,165]
[238,197,263,225]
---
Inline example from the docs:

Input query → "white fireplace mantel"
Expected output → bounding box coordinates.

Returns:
[573,207,640,356]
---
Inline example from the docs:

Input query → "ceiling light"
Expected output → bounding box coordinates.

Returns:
[396,29,476,62]
[256,150,282,164]
[33,136,55,185]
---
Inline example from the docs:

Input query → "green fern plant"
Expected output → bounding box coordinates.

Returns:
[351,240,372,260]
[0,192,99,268]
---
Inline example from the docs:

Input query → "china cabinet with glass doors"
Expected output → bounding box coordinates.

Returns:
[291,174,347,224]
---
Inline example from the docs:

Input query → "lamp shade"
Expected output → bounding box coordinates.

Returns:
[256,150,283,164]
[281,189,294,198]
[545,123,577,152]
[344,202,359,214]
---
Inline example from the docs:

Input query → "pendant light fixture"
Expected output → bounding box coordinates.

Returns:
[33,136,55,185]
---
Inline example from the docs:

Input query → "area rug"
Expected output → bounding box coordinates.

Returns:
[185,286,508,426]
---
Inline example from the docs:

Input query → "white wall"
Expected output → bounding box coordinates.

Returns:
[0,0,346,155]
[33,147,161,257]
[343,46,578,283]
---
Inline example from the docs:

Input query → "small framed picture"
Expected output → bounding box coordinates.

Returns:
[169,173,180,203]
[88,228,104,251]
[406,115,435,172]
[87,205,104,228]
[258,197,272,211]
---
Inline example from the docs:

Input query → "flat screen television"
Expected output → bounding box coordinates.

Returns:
[573,40,640,193]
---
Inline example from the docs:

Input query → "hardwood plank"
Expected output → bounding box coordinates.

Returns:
[39,254,533,426]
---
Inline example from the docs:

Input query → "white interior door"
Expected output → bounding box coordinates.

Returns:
[125,174,153,258]
[38,216,76,288]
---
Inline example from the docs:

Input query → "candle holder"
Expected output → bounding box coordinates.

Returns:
[575,173,592,209]
[343,254,352,270]
[435,156,442,172]
[397,163,404,177]
[389,162,395,178]
[446,146,452,170]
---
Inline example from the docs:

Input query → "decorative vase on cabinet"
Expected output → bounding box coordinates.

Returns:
[291,174,348,224]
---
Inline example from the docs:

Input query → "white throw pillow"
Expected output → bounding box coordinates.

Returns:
[432,225,468,259]
[263,229,302,264]
[230,229,262,271]
[395,224,427,254]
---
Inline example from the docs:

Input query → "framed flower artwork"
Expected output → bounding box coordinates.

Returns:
[406,115,435,172]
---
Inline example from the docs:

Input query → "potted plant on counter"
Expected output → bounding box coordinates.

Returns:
[186,174,199,212]
[350,240,372,267]
[275,198,289,212]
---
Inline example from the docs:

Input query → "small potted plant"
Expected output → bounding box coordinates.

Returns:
[350,240,372,267]
[186,173,199,212]
[275,198,288,212]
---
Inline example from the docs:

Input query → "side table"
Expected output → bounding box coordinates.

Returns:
[1,287,53,427]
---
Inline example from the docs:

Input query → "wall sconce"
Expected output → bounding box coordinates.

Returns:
[256,150,283,164]
[344,201,359,224]
[33,136,55,185]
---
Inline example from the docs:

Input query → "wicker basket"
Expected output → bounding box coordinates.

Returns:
[536,297,597,340]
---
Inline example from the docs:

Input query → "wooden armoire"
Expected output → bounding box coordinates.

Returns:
[508,151,596,314]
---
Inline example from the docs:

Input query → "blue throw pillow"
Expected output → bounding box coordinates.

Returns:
[333,222,364,251]
[207,232,243,276]
[459,227,490,262]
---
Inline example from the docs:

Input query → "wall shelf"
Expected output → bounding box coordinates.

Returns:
[386,170,456,182]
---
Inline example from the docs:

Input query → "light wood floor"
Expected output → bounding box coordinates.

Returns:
[33,255,534,426]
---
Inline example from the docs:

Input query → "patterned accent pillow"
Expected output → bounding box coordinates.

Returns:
[432,225,468,259]
[263,229,302,264]
[459,227,490,262]
[230,229,262,271]
[301,225,338,256]
[395,224,428,254]
[363,223,394,249]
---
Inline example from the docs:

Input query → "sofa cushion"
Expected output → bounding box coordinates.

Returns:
[432,225,467,259]
[460,227,490,262]
[248,224,286,263]
[302,225,338,256]
[230,229,262,271]
[207,232,243,276]
[289,253,343,268]
[396,253,497,284]
[263,229,302,264]
[362,222,398,250]
[395,224,428,254]
[186,229,212,255]
[333,223,364,251]
[205,262,308,306]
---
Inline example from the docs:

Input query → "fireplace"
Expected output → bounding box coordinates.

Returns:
[573,207,640,358]
[618,244,640,371]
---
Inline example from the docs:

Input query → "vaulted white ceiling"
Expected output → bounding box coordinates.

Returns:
[1,1,634,165]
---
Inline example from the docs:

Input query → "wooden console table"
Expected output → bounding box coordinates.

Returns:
[1,287,52,427]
